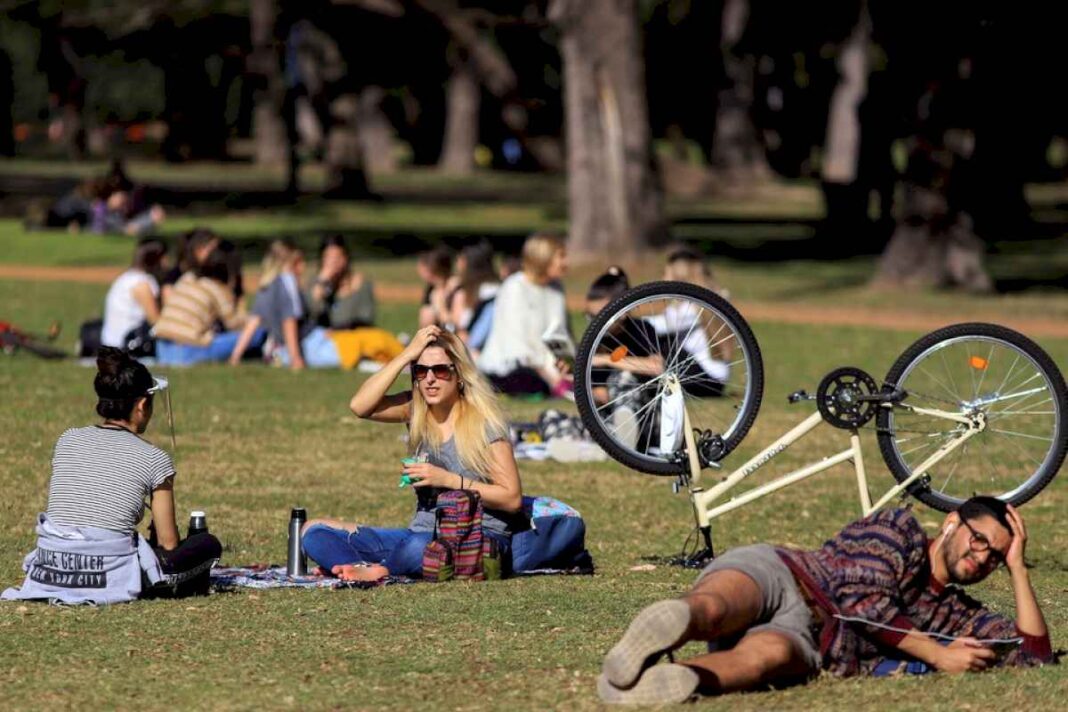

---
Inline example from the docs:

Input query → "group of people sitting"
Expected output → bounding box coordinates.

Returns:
[96,230,403,369]
[413,233,728,403]
[32,160,166,236]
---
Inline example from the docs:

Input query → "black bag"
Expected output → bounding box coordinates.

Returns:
[123,322,156,358]
[77,318,103,358]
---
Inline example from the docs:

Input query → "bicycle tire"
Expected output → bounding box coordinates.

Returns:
[574,281,764,475]
[877,322,1068,511]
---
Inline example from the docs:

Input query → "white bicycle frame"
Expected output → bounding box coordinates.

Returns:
[665,379,987,528]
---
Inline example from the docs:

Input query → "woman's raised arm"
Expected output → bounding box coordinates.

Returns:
[350,325,441,421]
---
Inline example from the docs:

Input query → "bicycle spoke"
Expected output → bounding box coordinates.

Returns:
[988,428,1054,443]
[973,343,995,402]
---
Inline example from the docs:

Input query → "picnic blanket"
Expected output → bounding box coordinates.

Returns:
[209,561,593,591]
[209,565,414,591]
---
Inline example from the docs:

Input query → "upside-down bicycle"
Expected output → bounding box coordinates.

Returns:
[573,281,1068,564]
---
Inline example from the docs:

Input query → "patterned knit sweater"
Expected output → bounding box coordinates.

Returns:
[776,508,1053,676]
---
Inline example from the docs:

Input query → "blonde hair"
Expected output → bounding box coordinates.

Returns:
[408,331,508,480]
[521,233,565,281]
[259,239,302,287]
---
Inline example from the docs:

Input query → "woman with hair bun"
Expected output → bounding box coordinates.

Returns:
[3,348,222,603]
[301,326,524,582]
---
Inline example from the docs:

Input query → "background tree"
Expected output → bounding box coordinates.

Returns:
[549,0,667,257]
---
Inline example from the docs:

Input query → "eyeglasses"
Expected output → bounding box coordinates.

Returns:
[961,519,1006,568]
[412,363,456,381]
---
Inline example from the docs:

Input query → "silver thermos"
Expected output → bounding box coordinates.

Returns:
[287,507,308,576]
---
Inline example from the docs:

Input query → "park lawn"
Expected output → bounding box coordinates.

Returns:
[5,215,1068,329]
[1,289,1067,710]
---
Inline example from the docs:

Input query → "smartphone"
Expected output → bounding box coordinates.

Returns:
[543,335,576,367]
[982,638,1023,658]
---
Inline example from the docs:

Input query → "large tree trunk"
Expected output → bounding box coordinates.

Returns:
[438,57,480,174]
[820,2,871,241]
[248,0,289,166]
[324,93,372,198]
[356,86,398,174]
[874,134,992,292]
[550,0,667,258]
[710,0,769,183]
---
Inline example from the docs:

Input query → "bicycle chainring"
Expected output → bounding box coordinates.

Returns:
[816,367,880,430]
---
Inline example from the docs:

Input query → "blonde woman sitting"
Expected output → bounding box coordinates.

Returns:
[301,326,524,581]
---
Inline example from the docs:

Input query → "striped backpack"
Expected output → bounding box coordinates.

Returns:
[422,490,500,582]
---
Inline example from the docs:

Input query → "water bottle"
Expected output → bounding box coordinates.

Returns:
[188,510,208,537]
[287,507,308,577]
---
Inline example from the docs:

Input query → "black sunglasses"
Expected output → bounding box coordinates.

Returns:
[412,363,456,381]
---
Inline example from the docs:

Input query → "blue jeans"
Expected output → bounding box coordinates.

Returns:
[276,327,340,368]
[302,523,510,578]
[157,328,266,366]
[302,525,432,578]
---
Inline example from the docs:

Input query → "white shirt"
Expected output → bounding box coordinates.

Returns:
[477,272,568,376]
[102,269,159,347]
[644,302,730,382]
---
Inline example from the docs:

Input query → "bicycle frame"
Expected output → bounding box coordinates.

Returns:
[665,379,987,529]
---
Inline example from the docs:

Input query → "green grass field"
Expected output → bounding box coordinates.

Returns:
[1,274,1066,710]
[1,163,1067,709]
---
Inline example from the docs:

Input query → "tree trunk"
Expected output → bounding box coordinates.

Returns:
[248,0,288,165]
[550,0,667,258]
[873,138,992,292]
[356,86,398,174]
[324,93,372,198]
[710,0,769,182]
[820,2,871,241]
[438,57,480,174]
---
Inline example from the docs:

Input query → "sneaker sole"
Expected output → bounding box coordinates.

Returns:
[597,664,699,705]
[603,599,692,689]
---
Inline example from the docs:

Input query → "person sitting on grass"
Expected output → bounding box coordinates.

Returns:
[101,237,167,350]
[228,239,332,370]
[3,348,222,603]
[580,267,665,449]
[301,326,524,582]
[477,232,572,398]
[416,246,455,328]
[229,239,402,370]
[305,235,377,330]
[152,246,252,366]
[597,499,1053,705]
[160,227,220,304]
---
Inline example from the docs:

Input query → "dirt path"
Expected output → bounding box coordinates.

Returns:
[4,263,1068,339]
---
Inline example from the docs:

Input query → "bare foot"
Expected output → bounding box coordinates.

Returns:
[331,564,389,582]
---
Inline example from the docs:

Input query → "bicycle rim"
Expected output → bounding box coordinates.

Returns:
[882,332,1064,508]
[575,283,762,475]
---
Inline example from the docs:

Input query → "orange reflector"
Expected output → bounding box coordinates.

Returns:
[970,356,988,370]
[610,346,629,362]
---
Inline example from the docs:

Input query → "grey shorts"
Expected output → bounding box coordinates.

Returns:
[698,544,821,672]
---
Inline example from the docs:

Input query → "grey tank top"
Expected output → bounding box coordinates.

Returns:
[407,433,521,539]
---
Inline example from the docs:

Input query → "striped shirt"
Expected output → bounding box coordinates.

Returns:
[154,273,244,346]
[47,426,176,533]
[778,508,1052,676]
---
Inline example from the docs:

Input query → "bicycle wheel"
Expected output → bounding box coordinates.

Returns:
[877,323,1068,511]
[574,281,764,475]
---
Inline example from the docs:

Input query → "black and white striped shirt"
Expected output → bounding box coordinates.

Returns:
[47,426,176,533]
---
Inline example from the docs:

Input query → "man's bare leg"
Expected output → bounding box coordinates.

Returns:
[602,569,764,689]
[681,630,814,693]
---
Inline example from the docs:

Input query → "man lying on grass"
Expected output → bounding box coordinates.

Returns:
[598,498,1052,704]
